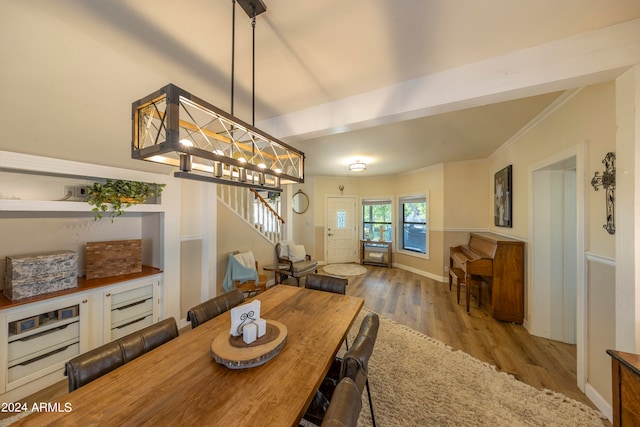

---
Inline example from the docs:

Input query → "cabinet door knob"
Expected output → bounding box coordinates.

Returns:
[82,299,88,303]
[106,293,111,297]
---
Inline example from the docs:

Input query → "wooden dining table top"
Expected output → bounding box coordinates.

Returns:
[14,285,364,427]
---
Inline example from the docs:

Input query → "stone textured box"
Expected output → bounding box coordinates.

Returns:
[6,251,77,280]
[85,239,142,280]
[4,251,78,301]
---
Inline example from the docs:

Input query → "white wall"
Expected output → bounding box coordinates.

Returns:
[615,66,640,354]
[490,82,616,416]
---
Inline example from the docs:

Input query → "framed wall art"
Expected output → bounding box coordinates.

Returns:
[494,165,512,227]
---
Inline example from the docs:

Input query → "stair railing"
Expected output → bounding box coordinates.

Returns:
[217,186,283,244]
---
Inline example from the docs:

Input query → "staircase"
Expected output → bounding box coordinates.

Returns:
[217,185,284,244]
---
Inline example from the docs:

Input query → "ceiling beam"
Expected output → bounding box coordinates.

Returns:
[259,18,640,143]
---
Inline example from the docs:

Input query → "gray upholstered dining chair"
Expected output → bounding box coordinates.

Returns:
[320,377,362,427]
[305,273,347,295]
[342,312,378,391]
[305,273,350,350]
[341,312,379,426]
[186,288,245,329]
[304,312,379,427]
[64,317,179,392]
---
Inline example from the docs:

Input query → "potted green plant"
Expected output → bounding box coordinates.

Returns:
[268,191,280,204]
[86,179,165,221]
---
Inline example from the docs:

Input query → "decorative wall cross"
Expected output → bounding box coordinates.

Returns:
[591,152,616,234]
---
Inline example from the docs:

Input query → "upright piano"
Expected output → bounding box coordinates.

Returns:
[449,232,525,323]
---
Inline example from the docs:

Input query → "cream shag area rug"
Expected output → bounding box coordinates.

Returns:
[320,309,607,427]
[323,264,367,277]
[0,411,28,426]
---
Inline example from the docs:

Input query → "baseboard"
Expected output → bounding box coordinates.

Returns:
[393,263,446,283]
[178,317,191,330]
[585,382,612,422]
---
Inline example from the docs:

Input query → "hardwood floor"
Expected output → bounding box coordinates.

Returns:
[3,265,607,424]
[347,266,597,409]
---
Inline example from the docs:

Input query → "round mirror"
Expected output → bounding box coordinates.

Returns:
[292,190,309,214]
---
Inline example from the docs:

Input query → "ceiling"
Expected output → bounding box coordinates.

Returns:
[2,0,640,178]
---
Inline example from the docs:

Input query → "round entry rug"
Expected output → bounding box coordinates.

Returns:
[322,264,367,277]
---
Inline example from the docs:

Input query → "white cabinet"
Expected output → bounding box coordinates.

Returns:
[0,150,178,401]
[0,295,90,401]
[0,273,162,402]
[103,277,161,341]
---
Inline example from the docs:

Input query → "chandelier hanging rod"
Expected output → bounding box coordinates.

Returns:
[131,0,305,192]
[237,0,266,18]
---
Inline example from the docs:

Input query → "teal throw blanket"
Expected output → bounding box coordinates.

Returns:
[222,254,259,292]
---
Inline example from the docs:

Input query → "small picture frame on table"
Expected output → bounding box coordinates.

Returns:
[494,165,512,227]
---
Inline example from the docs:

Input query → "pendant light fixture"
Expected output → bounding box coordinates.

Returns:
[131,0,303,191]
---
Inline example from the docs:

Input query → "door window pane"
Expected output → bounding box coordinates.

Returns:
[337,211,346,229]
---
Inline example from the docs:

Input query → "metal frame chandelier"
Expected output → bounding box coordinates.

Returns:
[131,0,303,191]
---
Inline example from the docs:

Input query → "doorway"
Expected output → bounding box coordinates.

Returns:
[529,145,586,390]
[325,196,357,264]
[531,159,577,343]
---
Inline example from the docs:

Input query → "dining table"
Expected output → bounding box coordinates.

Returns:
[13,285,364,426]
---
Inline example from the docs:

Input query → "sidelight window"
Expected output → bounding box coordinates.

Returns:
[399,194,428,255]
[362,199,392,241]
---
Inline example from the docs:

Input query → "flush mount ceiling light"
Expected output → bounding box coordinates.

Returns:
[131,0,303,192]
[349,161,366,172]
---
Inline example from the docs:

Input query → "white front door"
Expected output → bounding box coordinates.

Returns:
[326,196,357,264]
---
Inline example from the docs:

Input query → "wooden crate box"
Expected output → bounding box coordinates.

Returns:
[85,239,142,280]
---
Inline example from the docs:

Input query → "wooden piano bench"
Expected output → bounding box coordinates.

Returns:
[448,267,482,314]
[449,267,465,304]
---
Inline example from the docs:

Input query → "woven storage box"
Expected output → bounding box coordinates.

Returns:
[4,251,78,301]
[85,239,142,280]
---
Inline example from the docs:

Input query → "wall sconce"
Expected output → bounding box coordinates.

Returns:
[132,84,305,192]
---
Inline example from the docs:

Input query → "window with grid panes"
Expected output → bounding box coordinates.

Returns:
[362,199,392,241]
[399,194,427,255]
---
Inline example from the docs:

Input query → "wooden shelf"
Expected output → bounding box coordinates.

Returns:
[0,199,163,213]
[0,150,167,214]
[0,266,162,311]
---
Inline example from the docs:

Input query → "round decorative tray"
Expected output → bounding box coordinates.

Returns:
[210,320,287,369]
